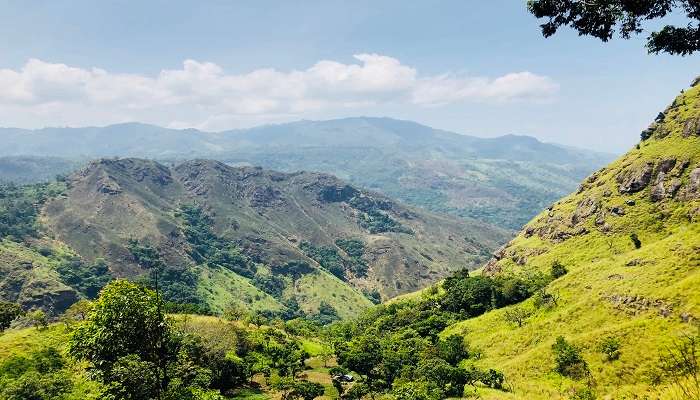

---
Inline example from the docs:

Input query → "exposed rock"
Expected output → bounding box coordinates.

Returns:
[680,312,695,323]
[618,162,654,194]
[607,274,623,280]
[96,175,122,195]
[571,197,599,224]
[658,158,677,173]
[686,166,700,198]
[595,212,606,226]
[682,117,700,137]
[625,200,636,206]
[605,294,672,317]
[610,206,625,216]
[319,184,359,203]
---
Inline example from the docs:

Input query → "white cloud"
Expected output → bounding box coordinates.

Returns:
[0,55,558,129]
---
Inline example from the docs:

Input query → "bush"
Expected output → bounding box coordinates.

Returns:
[0,301,23,331]
[658,329,699,399]
[630,233,642,249]
[572,387,597,400]
[597,336,621,361]
[290,380,325,400]
[551,336,589,379]
[550,260,568,279]
[56,257,112,299]
[503,306,532,328]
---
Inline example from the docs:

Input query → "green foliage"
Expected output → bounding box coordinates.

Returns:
[128,239,208,310]
[503,306,532,328]
[358,209,412,234]
[68,279,176,395]
[441,270,549,318]
[289,380,324,400]
[362,289,381,305]
[27,310,48,331]
[310,301,340,325]
[0,347,73,400]
[658,329,700,399]
[334,238,365,258]
[0,182,64,240]
[391,379,443,400]
[0,301,23,331]
[630,233,642,249]
[299,242,346,280]
[550,260,568,279]
[597,336,621,361]
[276,261,314,280]
[177,204,256,278]
[251,272,285,298]
[551,336,590,379]
[55,257,112,299]
[528,0,700,55]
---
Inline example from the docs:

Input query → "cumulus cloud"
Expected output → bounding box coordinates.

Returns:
[0,55,558,129]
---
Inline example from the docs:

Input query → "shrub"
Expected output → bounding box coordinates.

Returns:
[503,306,532,328]
[550,260,568,279]
[658,329,700,399]
[481,369,505,390]
[630,233,642,249]
[290,380,325,400]
[0,301,23,331]
[551,336,589,379]
[597,336,621,361]
[572,386,597,400]
[533,288,559,310]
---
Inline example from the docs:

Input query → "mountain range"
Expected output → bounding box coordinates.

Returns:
[0,117,615,229]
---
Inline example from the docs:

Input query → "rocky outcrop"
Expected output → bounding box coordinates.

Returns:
[683,117,700,137]
[618,162,654,194]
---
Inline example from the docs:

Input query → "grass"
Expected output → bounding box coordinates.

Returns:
[434,84,700,399]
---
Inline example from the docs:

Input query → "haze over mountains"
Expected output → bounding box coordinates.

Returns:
[0,117,615,229]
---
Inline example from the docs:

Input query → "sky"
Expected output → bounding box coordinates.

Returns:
[0,0,698,153]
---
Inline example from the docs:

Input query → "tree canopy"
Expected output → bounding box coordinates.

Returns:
[527,0,700,55]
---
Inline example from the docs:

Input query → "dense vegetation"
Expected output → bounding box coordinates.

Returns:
[300,241,368,281]
[0,182,65,240]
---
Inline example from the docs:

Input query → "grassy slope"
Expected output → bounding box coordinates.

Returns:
[440,85,700,399]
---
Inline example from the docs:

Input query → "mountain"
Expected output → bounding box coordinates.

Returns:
[1,158,508,318]
[364,79,700,398]
[0,156,79,184]
[0,118,614,229]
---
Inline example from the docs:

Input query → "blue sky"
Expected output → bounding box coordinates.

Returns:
[0,0,697,152]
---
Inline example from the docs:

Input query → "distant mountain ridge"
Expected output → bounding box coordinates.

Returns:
[0,117,615,229]
[0,117,612,163]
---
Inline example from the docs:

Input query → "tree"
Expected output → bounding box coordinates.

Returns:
[61,299,92,324]
[336,334,382,381]
[659,328,699,399]
[528,0,700,55]
[550,260,568,279]
[598,336,621,361]
[68,279,176,398]
[290,381,325,400]
[0,301,23,331]
[437,335,469,366]
[503,306,532,328]
[551,336,590,379]
[27,310,48,330]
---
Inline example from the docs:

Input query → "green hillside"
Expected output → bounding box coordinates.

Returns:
[324,80,700,399]
[442,79,700,399]
[1,159,507,319]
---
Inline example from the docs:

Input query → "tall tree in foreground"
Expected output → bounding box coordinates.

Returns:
[527,0,700,55]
